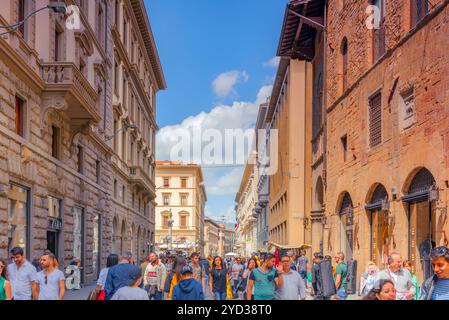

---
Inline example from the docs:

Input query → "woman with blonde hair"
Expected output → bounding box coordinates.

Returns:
[359,261,379,297]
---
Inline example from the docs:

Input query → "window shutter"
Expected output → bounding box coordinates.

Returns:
[369,92,382,148]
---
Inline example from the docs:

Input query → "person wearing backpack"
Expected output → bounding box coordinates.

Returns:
[334,252,348,300]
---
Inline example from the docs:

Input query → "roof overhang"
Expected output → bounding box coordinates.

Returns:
[130,0,167,90]
[277,0,325,61]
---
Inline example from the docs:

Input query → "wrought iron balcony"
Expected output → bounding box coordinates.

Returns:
[129,166,156,198]
[40,62,100,124]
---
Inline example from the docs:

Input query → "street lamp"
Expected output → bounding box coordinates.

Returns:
[0,3,67,37]
[105,124,138,142]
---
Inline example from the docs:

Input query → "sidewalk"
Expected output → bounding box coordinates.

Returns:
[65,285,96,300]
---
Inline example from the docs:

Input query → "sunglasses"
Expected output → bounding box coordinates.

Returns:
[431,247,449,256]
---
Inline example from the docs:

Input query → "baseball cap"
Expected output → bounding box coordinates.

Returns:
[181,265,193,275]
[127,266,142,286]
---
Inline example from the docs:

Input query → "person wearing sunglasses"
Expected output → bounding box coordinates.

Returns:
[0,258,12,300]
[420,246,449,300]
[35,253,65,300]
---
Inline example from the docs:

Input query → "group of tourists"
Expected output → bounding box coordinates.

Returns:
[0,247,65,300]
[310,246,449,300]
[1,245,448,300]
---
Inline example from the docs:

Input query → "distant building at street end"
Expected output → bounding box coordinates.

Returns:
[154,161,207,255]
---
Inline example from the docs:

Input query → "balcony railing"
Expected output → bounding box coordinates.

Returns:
[40,62,100,123]
[129,165,155,197]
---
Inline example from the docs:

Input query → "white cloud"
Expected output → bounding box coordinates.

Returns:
[212,70,249,98]
[156,85,273,204]
[156,85,272,162]
[206,167,245,196]
[206,206,237,224]
[263,56,280,68]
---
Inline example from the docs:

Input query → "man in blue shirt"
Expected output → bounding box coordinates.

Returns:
[104,251,135,300]
[420,246,449,300]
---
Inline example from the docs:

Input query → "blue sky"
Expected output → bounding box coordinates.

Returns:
[146,0,286,223]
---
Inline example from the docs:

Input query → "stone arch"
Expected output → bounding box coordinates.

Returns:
[402,167,436,198]
[365,183,389,208]
[112,216,118,254]
[336,191,354,260]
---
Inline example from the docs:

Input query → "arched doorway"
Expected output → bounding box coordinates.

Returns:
[365,184,389,268]
[402,167,437,283]
[312,177,325,254]
[338,192,354,260]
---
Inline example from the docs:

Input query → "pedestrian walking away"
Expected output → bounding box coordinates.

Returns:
[8,247,38,300]
[172,265,204,300]
[35,253,65,300]
[111,265,149,300]
[0,258,12,300]
[297,250,309,287]
[275,254,306,300]
[104,251,136,300]
[164,256,186,300]
[144,252,167,300]
[247,253,284,300]
[95,254,119,300]
[420,246,449,300]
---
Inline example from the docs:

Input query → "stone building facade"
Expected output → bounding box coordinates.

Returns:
[0,0,165,285]
[154,161,207,255]
[323,0,449,285]
[235,162,258,257]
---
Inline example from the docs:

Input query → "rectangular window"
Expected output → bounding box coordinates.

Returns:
[180,194,188,206]
[163,178,170,188]
[77,145,84,174]
[123,15,128,47]
[8,183,30,258]
[114,62,119,94]
[15,96,25,137]
[341,135,348,162]
[96,160,101,184]
[373,0,386,62]
[113,118,118,152]
[122,75,127,108]
[122,186,126,204]
[115,0,120,26]
[97,3,104,45]
[369,91,382,148]
[163,215,169,228]
[18,0,26,37]
[180,215,187,228]
[114,179,118,198]
[55,26,63,62]
[163,194,170,206]
[411,0,429,27]
[48,196,62,219]
[51,126,60,159]
[132,192,135,208]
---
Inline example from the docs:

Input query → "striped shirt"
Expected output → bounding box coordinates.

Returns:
[430,279,449,300]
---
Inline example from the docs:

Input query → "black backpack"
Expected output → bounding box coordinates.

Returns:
[319,259,337,297]
[346,259,357,294]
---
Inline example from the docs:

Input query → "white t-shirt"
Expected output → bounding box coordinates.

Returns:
[96,268,109,289]
[36,269,65,300]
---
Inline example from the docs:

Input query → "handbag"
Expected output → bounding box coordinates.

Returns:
[87,288,99,300]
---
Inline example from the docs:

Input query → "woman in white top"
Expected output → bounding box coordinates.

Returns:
[359,261,379,297]
[96,254,119,300]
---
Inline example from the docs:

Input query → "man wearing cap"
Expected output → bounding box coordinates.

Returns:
[105,251,136,300]
[111,265,149,300]
[172,265,204,300]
